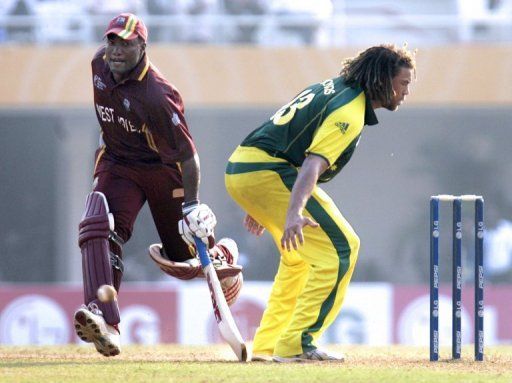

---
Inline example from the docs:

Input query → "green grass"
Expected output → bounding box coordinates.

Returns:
[1,345,511,383]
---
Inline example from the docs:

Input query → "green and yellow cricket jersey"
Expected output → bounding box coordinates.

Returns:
[241,77,378,182]
[225,77,379,358]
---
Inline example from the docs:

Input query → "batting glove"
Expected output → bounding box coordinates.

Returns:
[180,201,217,249]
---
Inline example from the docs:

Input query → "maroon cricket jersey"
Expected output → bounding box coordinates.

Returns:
[91,47,196,172]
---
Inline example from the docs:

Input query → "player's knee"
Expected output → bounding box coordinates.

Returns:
[79,191,125,307]
[78,191,114,247]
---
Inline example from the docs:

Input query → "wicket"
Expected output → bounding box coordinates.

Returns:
[429,194,484,362]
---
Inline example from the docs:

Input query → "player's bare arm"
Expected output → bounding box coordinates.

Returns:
[178,152,217,248]
[180,153,200,203]
[281,154,328,251]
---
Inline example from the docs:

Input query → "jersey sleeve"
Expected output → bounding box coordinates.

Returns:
[147,90,196,165]
[306,106,364,166]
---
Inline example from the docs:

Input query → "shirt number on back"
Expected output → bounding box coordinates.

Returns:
[271,89,315,126]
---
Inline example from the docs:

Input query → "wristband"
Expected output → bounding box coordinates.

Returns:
[182,199,200,215]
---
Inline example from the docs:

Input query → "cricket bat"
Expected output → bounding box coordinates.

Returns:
[194,237,247,362]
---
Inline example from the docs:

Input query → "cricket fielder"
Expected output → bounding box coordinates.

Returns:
[225,44,416,362]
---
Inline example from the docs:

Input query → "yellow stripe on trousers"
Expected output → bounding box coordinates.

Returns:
[225,146,360,357]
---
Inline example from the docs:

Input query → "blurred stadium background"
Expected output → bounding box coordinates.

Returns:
[0,0,511,352]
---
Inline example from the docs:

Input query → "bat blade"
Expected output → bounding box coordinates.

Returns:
[194,238,247,362]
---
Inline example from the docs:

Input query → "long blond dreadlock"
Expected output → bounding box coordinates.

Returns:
[340,44,416,106]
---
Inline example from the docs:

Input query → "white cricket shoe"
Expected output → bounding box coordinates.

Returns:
[74,303,121,357]
[273,349,345,363]
[211,237,239,267]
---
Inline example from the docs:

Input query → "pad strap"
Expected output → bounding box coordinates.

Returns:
[109,231,125,247]
[110,252,124,273]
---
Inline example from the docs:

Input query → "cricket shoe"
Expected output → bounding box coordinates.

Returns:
[209,238,239,270]
[213,238,244,306]
[74,303,121,357]
[272,349,345,363]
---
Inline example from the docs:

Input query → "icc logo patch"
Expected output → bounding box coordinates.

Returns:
[93,75,106,91]
[123,98,130,111]
[116,17,126,25]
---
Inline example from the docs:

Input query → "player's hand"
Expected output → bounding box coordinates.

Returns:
[181,202,217,249]
[178,219,195,247]
[281,214,319,251]
[243,214,265,236]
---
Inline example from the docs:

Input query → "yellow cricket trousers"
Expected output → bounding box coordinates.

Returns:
[225,146,360,357]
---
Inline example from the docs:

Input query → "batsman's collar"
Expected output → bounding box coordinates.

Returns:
[104,13,148,42]
[124,52,150,82]
[130,53,150,82]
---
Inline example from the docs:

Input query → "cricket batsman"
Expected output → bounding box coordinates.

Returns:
[73,13,243,357]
